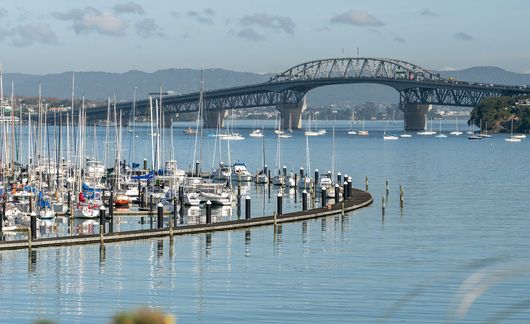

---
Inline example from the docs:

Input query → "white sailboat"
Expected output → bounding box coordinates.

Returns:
[417,116,436,135]
[383,120,398,140]
[467,120,482,140]
[347,109,357,135]
[450,117,463,136]
[505,118,521,142]
[435,120,447,138]
[357,118,369,136]
[304,114,320,136]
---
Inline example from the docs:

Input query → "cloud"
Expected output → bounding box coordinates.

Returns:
[53,7,128,36]
[237,27,266,42]
[170,11,180,19]
[187,9,215,25]
[420,8,438,16]
[454,32,473,41]
[240,13,295,35]
[393,36,406,43]
[112,2,145,15]
[135,18,164,38]
[11,22,59,47]
[330,10,384,27]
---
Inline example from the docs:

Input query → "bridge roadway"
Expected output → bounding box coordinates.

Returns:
[73,57,530,131]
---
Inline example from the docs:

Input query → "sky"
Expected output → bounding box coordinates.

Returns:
[1,0,529,75]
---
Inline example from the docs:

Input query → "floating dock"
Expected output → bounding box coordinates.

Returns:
[0,189,372,251]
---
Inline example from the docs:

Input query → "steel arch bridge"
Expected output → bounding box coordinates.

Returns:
[79,57,529,122]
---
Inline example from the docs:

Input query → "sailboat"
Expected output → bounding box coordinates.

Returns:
[304,114,320,136]
[383,120,399,140]
[347,110,357,135]
[505,118,521,142]
[249,115,264,138]
[450,117,463,136]
[478,120,493,138]
[435,120,447,138]
[467,120,482,140]
[357,118,369,136]
[417,117,436,135]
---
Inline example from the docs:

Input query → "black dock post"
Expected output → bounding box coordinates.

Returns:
[245,195,251,219]
[277,192,283,216]
[264,164,268,177]
[337,172,342,185]
[137,182,141,202]
[30,212,37,241]
[0,199,5,233]
[348,177,353,198]
[206,201,212,224]
[195,160,200,176]
[343,181,348,200]
[157,203,164,229]
[334,184,340,203]
[314,169,319,186]
[109,190,114,218]
[99,206,106,233]
[302,190,308,211]
[321,187,327,207]
[300,167,304,178]
[283,165,287,177]
[173,197,178,226]
[67,190,71,212]
[143,158,147,170]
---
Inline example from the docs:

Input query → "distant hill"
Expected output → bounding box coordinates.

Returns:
[3,66,530,106]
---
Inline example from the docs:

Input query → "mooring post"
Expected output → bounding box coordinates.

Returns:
[143,158,147,170]
[195,160,200,177]
[29,196,33,213]
[343,181,348,200]
[382,196,386,217]
[169,220,173,241]
[173,197,178,226]
[337,172,342,185]
[137,182,141,202]
[386,179,389,197]
[365,176,369,191]
[264,164,268,177]
[109,190,114,220]
[30,212,37,241]
[67,190,71,215]
[245,195,251,219]
[283,165,287,177]
[321,187,327,207]
[237,184,241,218]
[334,184,340,203]
[300,167,304,178]
[157,203,164,229]
[314,169,319,186]
[302,190,308,211]
[0,199,4,233]
[149,194,153,215]
[206,200,212,224]
[99,206,106,234]
[348,177,353,198]
[268,169,271,183]
[400,185,404,208]
[99,225,104,245]
[277,192,283,216]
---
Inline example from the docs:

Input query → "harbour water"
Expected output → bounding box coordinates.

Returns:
[1,120,529,323]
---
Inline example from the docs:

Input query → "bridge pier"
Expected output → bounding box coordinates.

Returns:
[276,98,307,130]
[203,109,226,129]
[403,103,431,131]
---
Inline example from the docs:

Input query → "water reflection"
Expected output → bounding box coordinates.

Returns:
[28,249,37,273]
[205,234,212,256]
[245,230,251,257]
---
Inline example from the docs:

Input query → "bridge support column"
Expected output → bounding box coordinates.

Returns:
[276,99,306,130]
[202,109,226,128]
[203,109,226,129]
[403,103,431,131]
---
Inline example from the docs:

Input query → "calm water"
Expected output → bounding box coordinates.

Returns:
[1,120,530,323]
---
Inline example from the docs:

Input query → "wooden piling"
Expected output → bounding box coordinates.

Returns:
[365,176,369,191]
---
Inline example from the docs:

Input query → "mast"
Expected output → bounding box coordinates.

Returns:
[149,96,155,170]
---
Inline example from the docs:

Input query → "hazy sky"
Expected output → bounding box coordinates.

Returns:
[1,0,529,75]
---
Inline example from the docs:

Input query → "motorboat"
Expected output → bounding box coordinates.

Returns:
[231,162,253,182]
[249,129,264,138]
